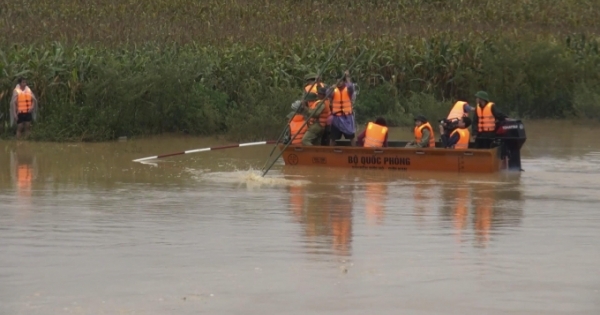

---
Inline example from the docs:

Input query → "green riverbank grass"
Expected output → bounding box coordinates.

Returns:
[1,0,599,141]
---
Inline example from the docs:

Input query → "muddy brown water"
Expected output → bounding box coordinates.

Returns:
[1,120,599,314]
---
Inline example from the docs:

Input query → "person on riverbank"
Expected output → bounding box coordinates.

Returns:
[303,73,324,94]
[302,89,330,146]
[357,117,389,148]
[329,70,356,146]
[405,115,435,148]
[472,91,508,149]
[440,117,472,149]
[10,78,38,139]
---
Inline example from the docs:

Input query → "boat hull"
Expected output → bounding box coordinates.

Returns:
[278,143,504,173]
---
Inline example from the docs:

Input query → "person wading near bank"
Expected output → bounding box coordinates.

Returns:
[302,90,331,146]
[303,73,324,94]
[406,115,435,148]
[472,91,508,148]
[357,117,389,148]
[329,70,356,146]
[440,117,472,149]
[10,77,38,139]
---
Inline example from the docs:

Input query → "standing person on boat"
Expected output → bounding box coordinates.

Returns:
[440,117,472,149]
[10,77,38,139]
[302,89,331,146]
[440,101,474,137]
[405,115,435,148]
[329,70,356,146]
[356,117,389,148]
[303,73,325,94]
[446,100,475,122]
[472,91,508,149]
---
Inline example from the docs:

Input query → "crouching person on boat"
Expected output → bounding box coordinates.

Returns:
[406,115,435,148]
[284,101,308,145]
[302,89,331,146]
[357,117,389,148]
[440,117,472,149]
[329,70,356,146]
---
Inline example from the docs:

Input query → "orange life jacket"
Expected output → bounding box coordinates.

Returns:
[331,86,352,116]
[304,82,324,94]
[363,122,388,148]
[476,102,496,132]
[15,87,33,113]
[447,101,469,121]
[289,114,307,145]
[308,99,331,127]
[414,122,435,148]
[450,128,470,149]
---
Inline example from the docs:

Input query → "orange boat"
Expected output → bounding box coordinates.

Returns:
[278,120,527,174]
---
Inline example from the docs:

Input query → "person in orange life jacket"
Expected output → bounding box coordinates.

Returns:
[356,117,389,147]
[302,88,331,146]
[471,91,508,149]
[406,115,435,148]
[284,99,305,144]
[10,77,38,139]
[447,100,475,121]
[303,73,324,94]
[440,117,472,149]
[328,70,356,146]
[284,93,321,145]
[440,100,475,133]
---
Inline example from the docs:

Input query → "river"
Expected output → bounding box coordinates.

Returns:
[0,120,599,314]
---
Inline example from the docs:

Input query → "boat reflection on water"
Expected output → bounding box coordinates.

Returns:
[412,179,432,226]
[473,182,495,247]
[284,167,355,257]
[437,172,524,248]
[439,182,470,244]
[283,166,524,257]
[364,180,387,226]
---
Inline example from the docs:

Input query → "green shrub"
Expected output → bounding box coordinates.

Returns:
[1,0,600,141]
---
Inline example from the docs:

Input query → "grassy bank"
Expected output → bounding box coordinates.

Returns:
[1,0,600,141]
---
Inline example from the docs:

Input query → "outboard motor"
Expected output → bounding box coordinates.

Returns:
[494,120,527,171]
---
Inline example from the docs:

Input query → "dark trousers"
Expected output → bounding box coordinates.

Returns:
[320,125,331,146]
[17,112,33,124]
[474,132,496,149]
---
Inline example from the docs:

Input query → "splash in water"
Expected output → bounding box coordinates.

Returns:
[186,167,310,188]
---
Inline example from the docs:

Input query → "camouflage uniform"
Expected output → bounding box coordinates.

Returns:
[302,94,327,146]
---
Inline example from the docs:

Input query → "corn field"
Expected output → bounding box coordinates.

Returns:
[1,0,600,141]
